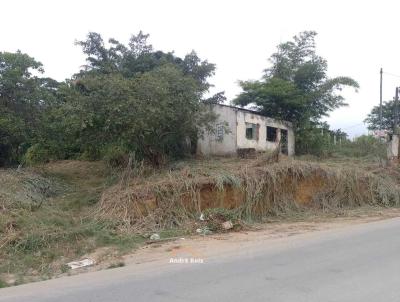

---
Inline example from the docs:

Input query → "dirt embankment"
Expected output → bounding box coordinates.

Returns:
[98,157,400,231]
[2,156,400,286]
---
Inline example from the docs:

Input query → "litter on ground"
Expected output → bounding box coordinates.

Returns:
[67,258,95,269]
[150,233,160,240]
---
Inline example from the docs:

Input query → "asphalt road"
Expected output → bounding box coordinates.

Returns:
[2,218,400,302]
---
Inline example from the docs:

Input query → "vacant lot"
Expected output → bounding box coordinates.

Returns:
[1,155,400,286]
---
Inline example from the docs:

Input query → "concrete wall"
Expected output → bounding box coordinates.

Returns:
[235,110,295,156]
[197,105,237,156]
[197,104,295,156]
[387,135,399,159]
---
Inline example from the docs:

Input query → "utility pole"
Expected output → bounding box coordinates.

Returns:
[380,68,383,131]
[394,87,399,134]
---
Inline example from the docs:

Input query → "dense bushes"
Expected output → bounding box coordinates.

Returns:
[47,65,216,166]
[295,125,333,157]
[333,135,386,158]
[102,145,130,168]
[0,52,55,166]
[23,144,52,165]
[0,33,219,167]
[296,130,386,159]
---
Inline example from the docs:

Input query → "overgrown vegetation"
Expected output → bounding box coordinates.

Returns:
[0,32,221,167]
[1,30,364,166]
[98,156,400,231]
[365,99,395,133]
[294,132,387,159]
[0,51,58,166]
[1,151,400,286]
[332,135,387,158]
[234,31,359,156]
[0,30,394,287]
[0,161,146,285]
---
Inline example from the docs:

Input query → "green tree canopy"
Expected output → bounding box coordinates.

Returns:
[365,99,394,133]
[59,65,215,163]
[0,32,222,166]
[0,51,59,165]
[75,31,220,98]
[234,31,359,125]
[36,32,219,165]
[233,31,359,155]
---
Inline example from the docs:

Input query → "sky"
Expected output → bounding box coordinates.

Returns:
[2,0,400,137]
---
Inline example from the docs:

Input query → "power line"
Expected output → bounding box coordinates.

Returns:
[382,71,400,78]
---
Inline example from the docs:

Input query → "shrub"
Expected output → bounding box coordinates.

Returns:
[24,144,51,165]
[332,135,386,159]
[102,145,129,167]
[78,150,97,161]
[0,278,7,288]
[295,126,333,157]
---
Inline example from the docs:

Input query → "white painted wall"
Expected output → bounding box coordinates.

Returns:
[197,105,237,156]
[197,104,295,156]
[235,110,294,155]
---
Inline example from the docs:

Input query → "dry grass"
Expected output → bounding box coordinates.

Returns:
[97,155,400,231]
[0,161,145,286]
[2,155,400,285]
[0,168,62,212]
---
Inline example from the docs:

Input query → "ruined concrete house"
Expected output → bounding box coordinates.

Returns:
[197,104,295,156]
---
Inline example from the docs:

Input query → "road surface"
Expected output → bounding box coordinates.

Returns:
[1,217,400,302]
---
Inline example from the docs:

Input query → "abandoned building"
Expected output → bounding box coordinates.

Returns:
[197,104,295,156]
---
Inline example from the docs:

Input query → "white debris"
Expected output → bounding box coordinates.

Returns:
[67,258,95,270]
[150,233,160,240]
[222,220,233,230]
[196,227,212,235]
[203,228,213,235]
[199,213,205,221]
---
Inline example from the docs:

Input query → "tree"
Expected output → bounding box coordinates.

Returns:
[54,65,215,165]
[365,100,394,133]
[47,32,219,165]
[75,32,218,95]
[234,31,359,154]
[0,51,58,165]
[1,32,222,166]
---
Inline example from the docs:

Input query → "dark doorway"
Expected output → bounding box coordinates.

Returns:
[267,126,278,142]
